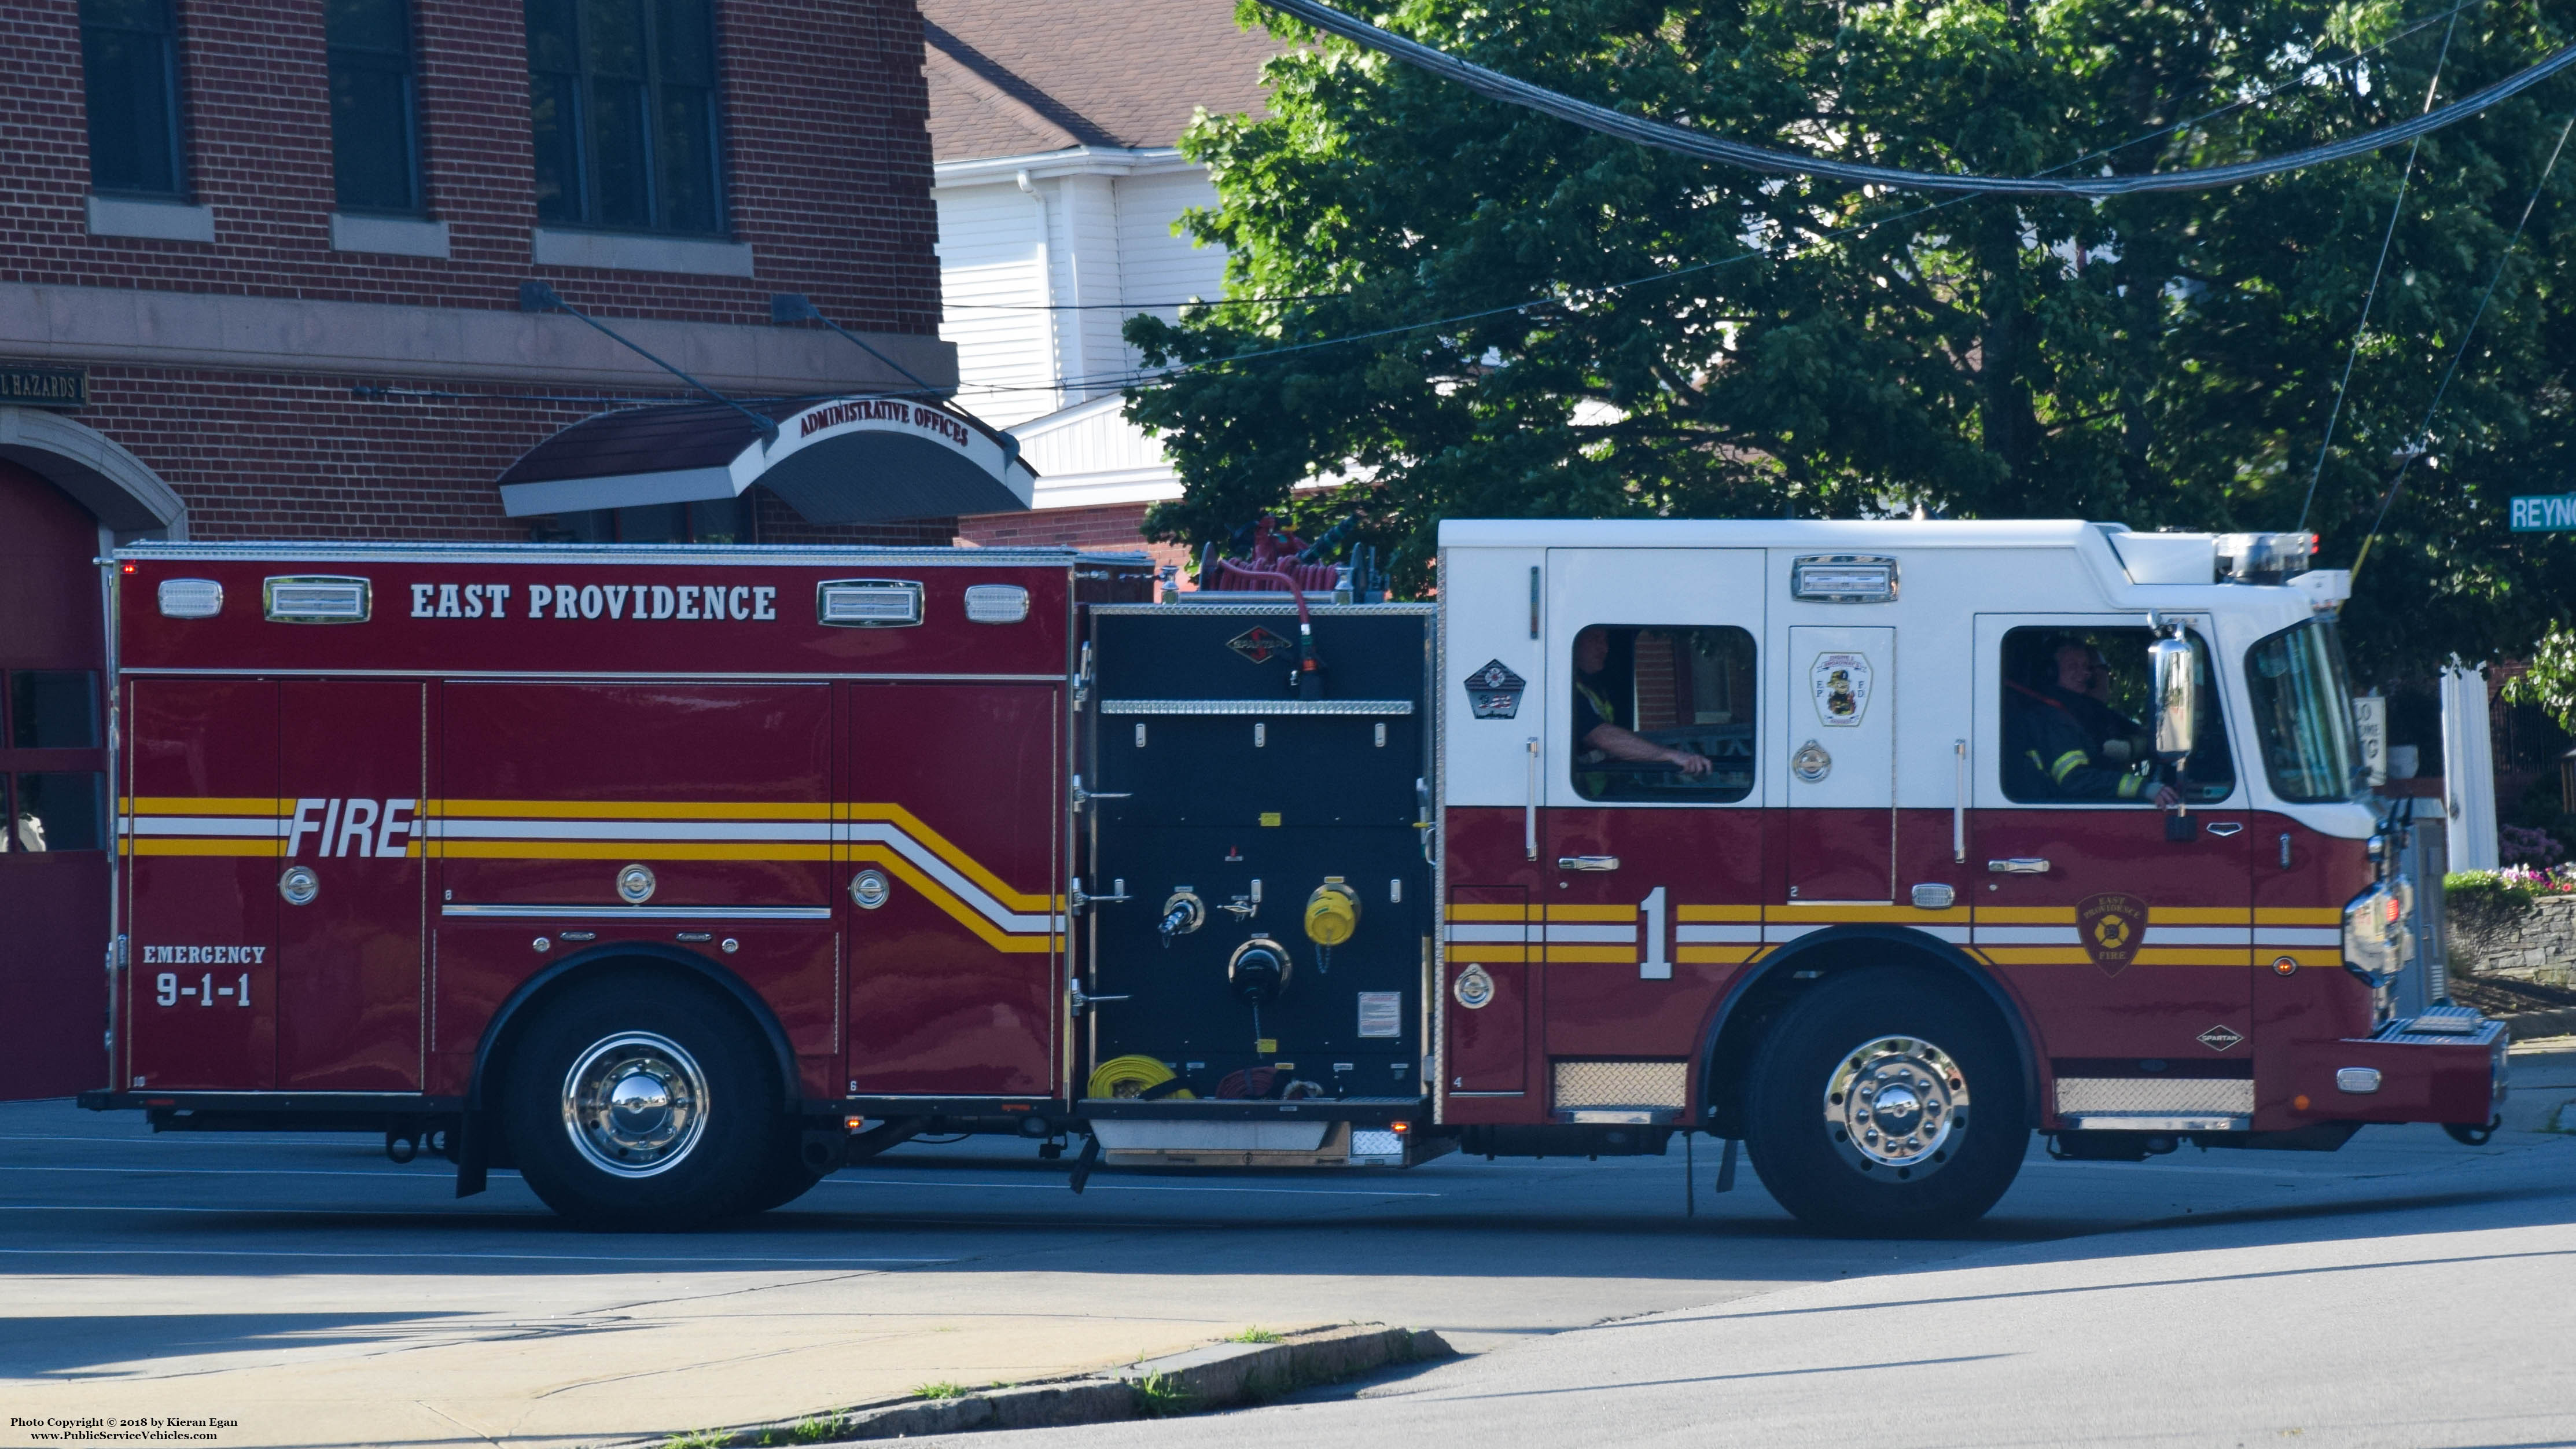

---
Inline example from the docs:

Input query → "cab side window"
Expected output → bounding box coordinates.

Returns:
[1999,627,2235,805]
[1570,624,1756,802]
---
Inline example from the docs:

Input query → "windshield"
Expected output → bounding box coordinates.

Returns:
[2244,619,2362,803]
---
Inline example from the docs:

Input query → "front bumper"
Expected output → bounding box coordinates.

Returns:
[2290,1008,2508,1126]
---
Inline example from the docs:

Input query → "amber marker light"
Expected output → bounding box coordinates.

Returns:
[844,1116,867,1132]
[2293,1094,2312,1112]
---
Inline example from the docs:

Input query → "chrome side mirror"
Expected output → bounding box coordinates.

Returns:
[2147,615,2196,769]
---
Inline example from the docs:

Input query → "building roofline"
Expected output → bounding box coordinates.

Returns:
[934,145,1197,186]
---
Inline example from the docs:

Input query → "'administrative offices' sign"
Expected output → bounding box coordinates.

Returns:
[0,363,86,410]
[2512,494,2576,531]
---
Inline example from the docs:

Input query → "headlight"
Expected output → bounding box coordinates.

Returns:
[2341,877,2415,986]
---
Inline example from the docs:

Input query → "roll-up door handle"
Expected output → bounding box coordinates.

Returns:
[1556,856,1621,871]
[1986,857,2051,874]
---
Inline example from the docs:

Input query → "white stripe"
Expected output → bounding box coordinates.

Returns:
[1764,924,1825,943]
[1445,923,1530,944]
[2144,926,2253,946]
[1914,924,1973,944]
[426,819,831,842]
[1543,924,1636,944]
[841,822,1059,935]
[2255,928,2342,947]
[128,817,289,837]
[1974,925,2081,946]
[1676,923,1761,944]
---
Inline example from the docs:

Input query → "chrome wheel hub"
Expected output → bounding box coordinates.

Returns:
[562,1032,708,1178]
[1824,1035,1967,1179]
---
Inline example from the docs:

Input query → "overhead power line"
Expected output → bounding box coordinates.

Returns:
[1257,0,2576,196]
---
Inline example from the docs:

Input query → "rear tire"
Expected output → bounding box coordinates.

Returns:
[503,974,782,1231]
[1743,967,2026,1237]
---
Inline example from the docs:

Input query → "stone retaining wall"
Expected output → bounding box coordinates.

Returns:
[2453,894,2576,981]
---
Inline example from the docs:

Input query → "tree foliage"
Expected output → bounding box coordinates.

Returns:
[1125,0,2576,681]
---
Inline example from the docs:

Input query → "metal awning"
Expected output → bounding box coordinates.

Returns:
[496,396,1037,523]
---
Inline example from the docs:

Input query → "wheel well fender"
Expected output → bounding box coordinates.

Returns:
[465,944,804,1115]
[1694,926,2041,1134]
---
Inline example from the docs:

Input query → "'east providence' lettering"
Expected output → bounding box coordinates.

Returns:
[409,582,778,621]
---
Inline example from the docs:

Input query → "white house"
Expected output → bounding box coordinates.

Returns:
[923,0,1276,560]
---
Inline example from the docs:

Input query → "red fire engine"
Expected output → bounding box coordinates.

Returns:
[81,520,2503,1234]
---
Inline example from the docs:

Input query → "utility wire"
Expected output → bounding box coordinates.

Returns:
[1256,0,2576,196]
[980,0,2527,398]
[2349,110,2576,582]
[2296,6,2464,534]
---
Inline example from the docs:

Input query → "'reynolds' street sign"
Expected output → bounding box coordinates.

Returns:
[2510,494,2576,531]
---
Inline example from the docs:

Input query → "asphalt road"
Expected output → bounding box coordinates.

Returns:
[2,1045,2570,1448]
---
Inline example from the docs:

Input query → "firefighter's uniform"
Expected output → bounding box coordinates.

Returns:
[2006,682,2157,800]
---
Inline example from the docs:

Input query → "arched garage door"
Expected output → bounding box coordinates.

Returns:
[0,461,112,1099]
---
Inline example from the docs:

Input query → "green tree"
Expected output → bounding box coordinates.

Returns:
[1125,0,2576,681]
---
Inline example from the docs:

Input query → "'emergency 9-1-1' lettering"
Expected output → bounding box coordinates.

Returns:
[410,582,779,621]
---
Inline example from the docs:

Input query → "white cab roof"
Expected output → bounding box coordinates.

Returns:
[1438,518,2114,550]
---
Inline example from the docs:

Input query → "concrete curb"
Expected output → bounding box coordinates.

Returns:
[624,1322,1454,1446]
[2500,1007,2576,1042]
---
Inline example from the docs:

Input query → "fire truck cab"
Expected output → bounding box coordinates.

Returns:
[81,520,2503,1235]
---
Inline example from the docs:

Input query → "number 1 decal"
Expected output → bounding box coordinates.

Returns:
[1640,885,1670,980]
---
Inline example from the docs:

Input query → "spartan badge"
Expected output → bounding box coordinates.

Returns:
[2075,892,2146,976]
[1227,624,1291,664]
[2198,1023,2246,1053]
[1462,659,1528,720]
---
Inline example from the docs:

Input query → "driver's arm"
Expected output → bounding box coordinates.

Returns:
[1584,722,1711,775]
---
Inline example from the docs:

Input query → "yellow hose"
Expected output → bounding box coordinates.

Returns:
[1088,1054,1195,1100]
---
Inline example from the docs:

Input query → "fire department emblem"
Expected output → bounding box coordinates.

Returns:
[1228,625,1293,664]
[1452,963,1496,1010]
[1809,651,1872,727]
[1462,659,1528,720]
[2075,892,2146,976]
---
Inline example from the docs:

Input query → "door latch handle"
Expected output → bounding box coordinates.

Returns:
[2204,821,2244,837]
[1069,774,1131,812]
[1986,857,2051,874]
[1069,980,1129,1014]
[1556,855,1621,872]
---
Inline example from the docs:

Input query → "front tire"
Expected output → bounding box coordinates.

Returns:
[1743,967,2027,1236]
[503,974,782,1230]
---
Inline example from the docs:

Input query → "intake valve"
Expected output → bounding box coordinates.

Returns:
[1157,889,1205,947]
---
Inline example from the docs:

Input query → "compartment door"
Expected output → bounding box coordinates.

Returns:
[124,678,278,1090]
[275,680,425,1090]
[1784,625,1897,903]
[844,683,1063,1096]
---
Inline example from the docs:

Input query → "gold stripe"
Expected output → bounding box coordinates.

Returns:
[2132,948,2251,966]
[1979,907,2077,924]
[1447,903,1530,922]
[1677,904,1761,922]
[2256,907,2344,925]
[1778,903,1966,924]
[130,796,291,815]
[2148,906,2252,924]
[1545,946,1638,963]
[849,844,1056,953]
[845,803,1055,914]
[1677,945,1760,965]
[430,841,834,862]
[1542,904,1637,922]
[1978,947,2092,965]
[1445,946,1528,965]
[425,799,831,820]
[126,839,285,857]
[2268,948,2344,966]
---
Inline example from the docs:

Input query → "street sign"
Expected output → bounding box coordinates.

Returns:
[2510,494,2576,531]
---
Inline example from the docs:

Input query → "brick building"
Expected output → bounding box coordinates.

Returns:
[0,0,981,1098]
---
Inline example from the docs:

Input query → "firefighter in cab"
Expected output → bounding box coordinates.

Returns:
[2005,635,2181,806]
[1572,626,1712,794]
